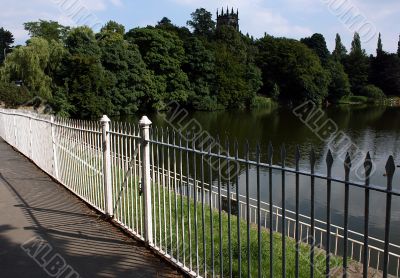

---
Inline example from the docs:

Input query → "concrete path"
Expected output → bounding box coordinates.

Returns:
[0,139,183,278]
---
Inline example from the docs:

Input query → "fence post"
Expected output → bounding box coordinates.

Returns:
[139,116,153,245]
[29,117,33,159]
[50,116,59,179]
[101,115,113,217]
[13,114,17,147]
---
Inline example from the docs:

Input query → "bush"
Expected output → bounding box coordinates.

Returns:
[192,95,223,111]
[360,85,386,100]
[0,82,32,108]
[251,95,274,109]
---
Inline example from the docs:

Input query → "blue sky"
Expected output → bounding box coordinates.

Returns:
[0,0,399,54]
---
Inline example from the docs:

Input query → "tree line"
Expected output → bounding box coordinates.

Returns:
[0,8,400,119]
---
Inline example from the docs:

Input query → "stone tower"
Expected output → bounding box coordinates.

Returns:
[216,7,239,31]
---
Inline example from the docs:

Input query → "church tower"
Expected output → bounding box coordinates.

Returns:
[216,7,239,31]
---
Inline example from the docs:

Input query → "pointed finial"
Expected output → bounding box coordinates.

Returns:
[364,152,372,178]
[326,149,334,168]
[385,155,396,181]
[231,7,234,15]
[100,115,110,124]
[344,152,352,175]
[139,115,152,127]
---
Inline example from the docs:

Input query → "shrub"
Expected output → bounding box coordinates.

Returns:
[0,82,32,108]
[360,84,386,100]
[251,95,273,109]
[192,95,222,111]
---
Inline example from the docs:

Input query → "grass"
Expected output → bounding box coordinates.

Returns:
[147,183,343,278]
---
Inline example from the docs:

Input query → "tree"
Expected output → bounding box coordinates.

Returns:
[126,27,192,110]
[0,37,55,99]
[0,27,14,64]
[344,32,369,95]
[332,33,347,62]
[156,17,192,41]
[257,35,329,104]
[370,53,400,96]
[351,32,363,54]
[360,84,385,100]
[97,21,157,114]
[182,37,216,110]
[157,17,174,30]
[397,35,400,57]
[326,60,351,102]
[100,20,125,36]
[300,33,330,65]
[61,27,108,118]
[377,33,383,56]
[24,20,70,42]
[213,26,262,108]
[187,8,216,37]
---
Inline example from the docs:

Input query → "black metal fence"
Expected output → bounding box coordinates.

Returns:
[147,127,399,277]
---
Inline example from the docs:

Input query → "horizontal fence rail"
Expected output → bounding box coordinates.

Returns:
[0,108,398,278]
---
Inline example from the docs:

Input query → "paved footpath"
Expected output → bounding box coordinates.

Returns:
[0,139,183,278]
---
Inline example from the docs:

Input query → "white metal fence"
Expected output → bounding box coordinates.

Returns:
[0,108,399,277]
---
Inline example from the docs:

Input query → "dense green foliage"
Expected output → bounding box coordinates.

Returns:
[0,27,14,64]
[300,33,330,65]
[344,33,370,95]
[0,9,399,118]
[326,60,351,102]
[359,85,385,101]
[0,82,31,107]
[0,37,63,99]
[369,52,400,97]
[257,36,329,104]
[332,34,347,62]
[24,20,70,42]
[187,8,215,37]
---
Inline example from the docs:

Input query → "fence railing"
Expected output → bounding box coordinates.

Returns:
[0,108,399,278]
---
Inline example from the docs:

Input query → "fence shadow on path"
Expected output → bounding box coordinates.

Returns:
[0,140,182,278]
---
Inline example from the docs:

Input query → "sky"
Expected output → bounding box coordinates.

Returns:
[0,0,399,54]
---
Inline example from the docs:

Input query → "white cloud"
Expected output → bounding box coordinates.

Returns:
[0,0,119,44]
[109,0,123,7]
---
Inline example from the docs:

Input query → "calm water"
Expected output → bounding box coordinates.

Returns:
[120,104,400,253]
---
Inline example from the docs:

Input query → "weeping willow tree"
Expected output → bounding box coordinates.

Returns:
[0,37,64,99]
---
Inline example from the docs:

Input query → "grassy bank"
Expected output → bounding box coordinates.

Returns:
[145,184,343,277]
